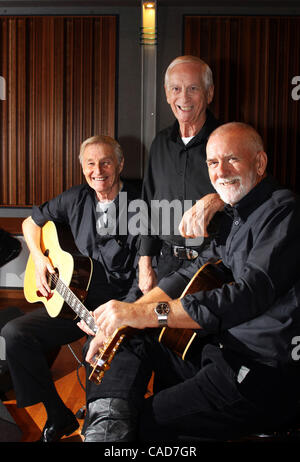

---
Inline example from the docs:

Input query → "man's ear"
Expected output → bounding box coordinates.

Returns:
[164,85,171,105]
[206,85,214,105]
[119,157,124,174]
[256,151,268,176]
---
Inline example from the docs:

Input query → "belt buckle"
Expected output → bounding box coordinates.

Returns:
[188,248,198,260]
[173,246,198,260]
[173,246,187,259]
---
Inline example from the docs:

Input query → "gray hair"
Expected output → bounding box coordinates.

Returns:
[78,135,123,165]
[164,55,214,92]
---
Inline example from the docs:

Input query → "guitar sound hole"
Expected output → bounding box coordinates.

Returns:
[48,268,59,290]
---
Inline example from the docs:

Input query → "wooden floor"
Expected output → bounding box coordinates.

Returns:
[2,338,86,442]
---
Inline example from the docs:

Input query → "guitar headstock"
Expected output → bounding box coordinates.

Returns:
[88,326,134,384]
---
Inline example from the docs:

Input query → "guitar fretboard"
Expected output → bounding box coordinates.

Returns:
[49,272,98,334]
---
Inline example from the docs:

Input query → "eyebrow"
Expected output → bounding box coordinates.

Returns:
[86,157,112,162]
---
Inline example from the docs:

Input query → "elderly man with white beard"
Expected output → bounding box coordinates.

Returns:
[79,122,300,442]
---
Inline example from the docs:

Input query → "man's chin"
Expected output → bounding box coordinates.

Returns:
[215,188,243,206]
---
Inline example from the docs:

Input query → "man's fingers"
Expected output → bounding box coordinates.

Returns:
[77,320,95,336]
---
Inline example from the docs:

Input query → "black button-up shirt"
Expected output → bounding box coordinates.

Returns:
[31,181,140,307]
[139,110,219,255]
[159,176,300,368]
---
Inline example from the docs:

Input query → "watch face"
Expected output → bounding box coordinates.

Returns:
[156,302,170,315]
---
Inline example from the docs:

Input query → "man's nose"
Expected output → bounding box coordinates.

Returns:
[94,163,103,174]
[181,87,190,100]
[217,160,230,177]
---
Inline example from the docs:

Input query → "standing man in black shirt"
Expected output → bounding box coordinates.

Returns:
[1,135,141,442]
[138,55,224,295]
[80,123,300,442]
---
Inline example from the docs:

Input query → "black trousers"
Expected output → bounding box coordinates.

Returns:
[84,332,300,442]
[1,307,85,407]
[0,278,127,408]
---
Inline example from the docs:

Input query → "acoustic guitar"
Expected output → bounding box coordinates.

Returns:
[24,220,98,334]
[89,259,232,384]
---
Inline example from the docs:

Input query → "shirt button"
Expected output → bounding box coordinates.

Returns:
[234,220,240,226]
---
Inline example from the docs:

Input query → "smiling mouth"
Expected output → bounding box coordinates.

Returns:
[217,178,240,187]
[92,177,108,182]
[177,105,193,112]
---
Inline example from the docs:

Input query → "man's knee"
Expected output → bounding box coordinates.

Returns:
[1,318,18,344]
[83,398,138,442]
[1,317,29,355]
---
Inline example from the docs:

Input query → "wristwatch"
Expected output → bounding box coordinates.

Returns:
[155,302,170,327]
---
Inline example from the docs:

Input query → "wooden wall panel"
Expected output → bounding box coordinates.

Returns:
[184,16,300,193]
[0,16,116,206]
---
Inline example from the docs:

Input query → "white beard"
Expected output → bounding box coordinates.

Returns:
[213,171,257,205]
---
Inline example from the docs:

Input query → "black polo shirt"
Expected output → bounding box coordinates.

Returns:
[139,110,219,255]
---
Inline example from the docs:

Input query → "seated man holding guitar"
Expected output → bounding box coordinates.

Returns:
[1,135,142,442]
[79,122,300,442]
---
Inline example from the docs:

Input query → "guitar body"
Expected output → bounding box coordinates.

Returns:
[24,221,93,318]
[159,260,232,359]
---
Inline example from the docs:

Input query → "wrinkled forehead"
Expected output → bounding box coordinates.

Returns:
[83,143,116,160]
[167,62,206,86]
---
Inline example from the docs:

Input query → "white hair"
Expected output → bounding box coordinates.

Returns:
[78,135,123,165]
[164,55,214,91]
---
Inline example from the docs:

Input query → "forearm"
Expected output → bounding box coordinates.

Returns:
[138,255,158,294]
[22,216,43,257]
[135,285,172,303]
[130,298,201,330]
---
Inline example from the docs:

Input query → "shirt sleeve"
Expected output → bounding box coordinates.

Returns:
[181,200,300,334]
[31,190,71,226]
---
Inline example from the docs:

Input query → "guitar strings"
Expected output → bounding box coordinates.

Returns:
[48,271,97,333]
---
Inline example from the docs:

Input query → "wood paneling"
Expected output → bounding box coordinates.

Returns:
[0,16,117,206]
[184,16,300,193]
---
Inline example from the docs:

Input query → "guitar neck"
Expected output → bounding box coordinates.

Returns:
[51,273,97,334]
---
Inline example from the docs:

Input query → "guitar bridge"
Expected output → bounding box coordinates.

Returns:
[36,290,54,301]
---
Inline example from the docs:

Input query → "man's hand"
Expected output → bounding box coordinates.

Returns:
[85,330,107,365]
[78,300,146,364]
[77,313,97,337]
[138,256,157,294]
[79,300,138,340]
[22,216,56,297]
[179,193,224,238]
[78,300,134,340]
[33,254,55,297]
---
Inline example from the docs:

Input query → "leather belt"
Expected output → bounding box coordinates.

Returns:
[172,245,199,260]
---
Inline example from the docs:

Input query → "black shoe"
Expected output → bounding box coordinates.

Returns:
[38,412,79,442]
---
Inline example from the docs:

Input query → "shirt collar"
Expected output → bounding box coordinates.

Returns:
[170,109,219,145]
[224,175,279,222]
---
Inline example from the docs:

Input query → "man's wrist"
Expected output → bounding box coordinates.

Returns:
[139,255,152,268]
